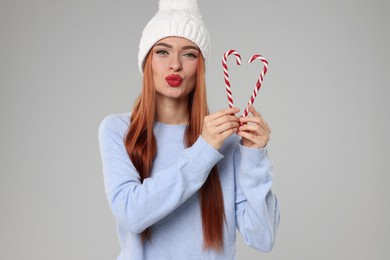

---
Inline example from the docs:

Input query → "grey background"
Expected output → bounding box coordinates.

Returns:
[1,0,389,259]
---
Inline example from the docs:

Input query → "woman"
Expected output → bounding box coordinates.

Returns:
[98,1,279,259]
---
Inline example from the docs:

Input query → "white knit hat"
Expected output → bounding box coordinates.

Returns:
[138,0,210,73]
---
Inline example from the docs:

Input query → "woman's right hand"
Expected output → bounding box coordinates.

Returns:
[201,107,240,150]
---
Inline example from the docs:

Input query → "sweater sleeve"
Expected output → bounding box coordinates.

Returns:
[98,115,223,234]
[234,144,280,252]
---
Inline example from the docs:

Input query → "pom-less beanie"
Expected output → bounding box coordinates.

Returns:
[138,0,210,73]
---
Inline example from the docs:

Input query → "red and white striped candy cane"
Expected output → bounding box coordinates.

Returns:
[243,54,268,117]
[222,50,241,108]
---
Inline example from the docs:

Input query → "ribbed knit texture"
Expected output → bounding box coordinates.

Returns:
[98,113,280,260]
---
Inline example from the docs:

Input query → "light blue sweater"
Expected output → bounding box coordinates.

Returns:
[98,113,280,260]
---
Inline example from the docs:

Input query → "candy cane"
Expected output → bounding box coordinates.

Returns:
[242,54,268,117]
[222,50,241,108]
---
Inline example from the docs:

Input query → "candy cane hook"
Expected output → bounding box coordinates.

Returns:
[243,54,268,117]
[222,50,241,108]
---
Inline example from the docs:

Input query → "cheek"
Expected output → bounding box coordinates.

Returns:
[151,60,164,81]
[187,63,198,81]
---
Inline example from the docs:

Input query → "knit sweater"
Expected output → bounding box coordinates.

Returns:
[98,113,280,260]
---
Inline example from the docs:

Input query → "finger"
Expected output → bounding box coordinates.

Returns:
[245,106,269,126]
[238,123,262,135]
[237,131,269,148]
[239,116,263,128]
[239,114,263,125]
[220,127,238,141]
[213,114,239,127]
[239,116,271,134]
[247,105,261,117]
[207,107,240,120]
[237,131,259,143]
[215,120,239,134]
[239,121,270,136]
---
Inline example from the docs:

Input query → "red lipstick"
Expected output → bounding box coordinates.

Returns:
[165,74,183,87]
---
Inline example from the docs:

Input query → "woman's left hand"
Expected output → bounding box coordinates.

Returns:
[237,106,271,149]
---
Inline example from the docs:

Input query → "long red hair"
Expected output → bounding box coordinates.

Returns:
[124,50,225,251]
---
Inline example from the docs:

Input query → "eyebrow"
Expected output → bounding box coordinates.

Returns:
[154,42,199,51]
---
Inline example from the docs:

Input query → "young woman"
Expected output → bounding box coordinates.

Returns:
[98,1,279,259]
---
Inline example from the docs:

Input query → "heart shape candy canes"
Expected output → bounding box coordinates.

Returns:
[222,50,268,117]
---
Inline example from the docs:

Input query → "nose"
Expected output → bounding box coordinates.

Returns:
[169,55,182,72]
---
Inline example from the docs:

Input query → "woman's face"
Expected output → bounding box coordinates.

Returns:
[151,37,199,102]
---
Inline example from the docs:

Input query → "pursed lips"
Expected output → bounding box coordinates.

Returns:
[165,74,183,87]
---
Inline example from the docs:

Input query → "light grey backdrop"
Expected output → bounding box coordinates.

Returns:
[1,0,389,259]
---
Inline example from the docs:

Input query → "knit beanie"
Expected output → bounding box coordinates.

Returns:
[138,0,210,73]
